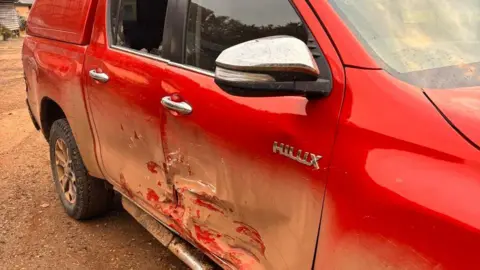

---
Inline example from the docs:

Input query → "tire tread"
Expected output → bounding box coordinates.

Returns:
[49,119,112,220]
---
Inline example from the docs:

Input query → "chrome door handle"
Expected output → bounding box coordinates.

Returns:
[89,69,109,83]
[161,96,193,115]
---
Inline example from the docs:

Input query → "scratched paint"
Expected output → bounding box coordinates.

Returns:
[105,94,325,269]
[194,225,223,253]
[166,158,267,268]
[119,173,134,198]
[147,161,160,174]
[235,222,266,255]
[134,130,142,140]
[139,150,269,269]
[117,127,321,269]
[157,115,326,269]
[127,154,281,270]
[147,188,160,202]
[193,198,224,214]
[173,175,265,269]
[101,110,175,227]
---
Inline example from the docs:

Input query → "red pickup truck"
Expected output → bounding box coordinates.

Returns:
[22,0,480,269]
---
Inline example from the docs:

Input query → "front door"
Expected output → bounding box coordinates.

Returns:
[84,0,177,221]
[160,0,345,268]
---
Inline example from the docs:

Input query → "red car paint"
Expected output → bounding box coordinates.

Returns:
[22,0,480,269]
[27,0,97,45]
[425,88,480,148]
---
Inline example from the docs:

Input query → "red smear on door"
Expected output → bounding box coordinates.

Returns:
[119,173,134,198]
[146,188,159,202]
[194,225,223,254]
[146,161,159,174]
[235,222,266,255]
[193,198,223,214]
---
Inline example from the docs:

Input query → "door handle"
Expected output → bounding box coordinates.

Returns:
[161,96,193,115]
[89,69,109,83]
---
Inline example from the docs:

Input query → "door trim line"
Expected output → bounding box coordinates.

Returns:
[169,62,215,77]
[110,44,215,77]
[111,45,170,63]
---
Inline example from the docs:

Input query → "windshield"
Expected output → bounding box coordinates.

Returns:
[329,0,480,89]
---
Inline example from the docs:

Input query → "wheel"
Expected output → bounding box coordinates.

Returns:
[49,119,113,220]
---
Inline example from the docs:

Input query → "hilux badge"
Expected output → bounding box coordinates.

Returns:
[273,141,322,170]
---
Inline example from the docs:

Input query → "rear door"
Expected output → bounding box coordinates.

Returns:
[160,0,345,268]
[83,0,178,222]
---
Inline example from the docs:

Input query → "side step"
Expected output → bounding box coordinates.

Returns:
[122,198,216,270]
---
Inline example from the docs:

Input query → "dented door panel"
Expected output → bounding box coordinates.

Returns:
[163,110,327,269]
[83,0,176,220]
[84,0,345,268]
[156,2,345,267]
[160,55,344,269]
[84,47,178,216]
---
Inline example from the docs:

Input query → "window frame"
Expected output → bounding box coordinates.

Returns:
[104,0,331,80]
[173,0,332,81]
[105,0,175,63]
[105,0,214,77]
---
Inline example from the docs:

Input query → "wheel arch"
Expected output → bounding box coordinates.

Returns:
[40,97,67,140]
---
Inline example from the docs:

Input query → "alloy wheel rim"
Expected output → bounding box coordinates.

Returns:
[55,139,77,204]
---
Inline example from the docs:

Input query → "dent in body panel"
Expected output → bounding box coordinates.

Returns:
[83,42,177,210]
[105,116,174,207]
[153,55,346,268]
[165,151,267,269]
[155,148,265,269]
[159,118,325,270]
[83,2,337,267]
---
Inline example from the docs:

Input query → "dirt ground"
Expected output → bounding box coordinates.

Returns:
[0,38,187,269]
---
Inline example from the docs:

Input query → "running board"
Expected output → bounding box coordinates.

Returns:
[122,197,216,270]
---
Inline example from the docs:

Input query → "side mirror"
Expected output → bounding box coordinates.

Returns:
[214,36,331,98]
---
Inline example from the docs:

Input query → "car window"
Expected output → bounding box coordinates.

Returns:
[110,0,168,57]
[185,0,309,72]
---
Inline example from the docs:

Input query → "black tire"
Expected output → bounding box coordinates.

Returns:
[49,119,113,220]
